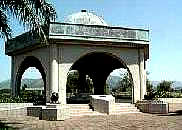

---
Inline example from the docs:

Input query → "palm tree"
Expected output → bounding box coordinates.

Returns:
[0,0,56,40]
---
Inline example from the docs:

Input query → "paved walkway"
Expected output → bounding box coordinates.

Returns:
[0,109,182,130]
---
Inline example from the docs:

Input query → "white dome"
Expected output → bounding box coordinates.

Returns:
[64,10,108,26]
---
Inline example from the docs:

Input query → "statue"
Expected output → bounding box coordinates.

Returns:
[51,92,59,104]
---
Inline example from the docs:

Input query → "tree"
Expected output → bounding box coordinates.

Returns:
[66,71,80,94]
[66,71,94,94]
[145,79,156,100]
[146,71,153,92]
[0,0,56,40]
[157,80,173,92]
[144,71,156,100]
[117,72,132,93]
[156,80,173,98]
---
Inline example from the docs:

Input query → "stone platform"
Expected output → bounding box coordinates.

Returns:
[27,104,70,121]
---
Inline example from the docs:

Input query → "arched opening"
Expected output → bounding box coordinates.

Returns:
[66,70,94,104]
[15,56,46,105]
[66,52,134,104]
[106,68,132,103]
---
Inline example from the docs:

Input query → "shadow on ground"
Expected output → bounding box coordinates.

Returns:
[157,110,182,116]
[0,120,22,130]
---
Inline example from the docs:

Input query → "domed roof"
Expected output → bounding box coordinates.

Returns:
[64,10,108,26]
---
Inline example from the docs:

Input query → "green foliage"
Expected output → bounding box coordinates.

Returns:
[115,72,132,93]
[157,80,173,92]
[66,71,79,94]
[0,0,56,40]
[156,80,173,98]
[0,88,45,105]
[145,80,182,98]
[66,71,94,95]
[145,72,156,100]
[110,71,132,100]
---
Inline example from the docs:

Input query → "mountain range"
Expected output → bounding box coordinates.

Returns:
[0,76,182,90]
[0,79,44,90]
[106,75,182,89]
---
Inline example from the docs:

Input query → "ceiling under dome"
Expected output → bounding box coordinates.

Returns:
[64,10,108,26]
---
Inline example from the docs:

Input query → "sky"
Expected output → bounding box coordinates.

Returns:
[0,0,182,82]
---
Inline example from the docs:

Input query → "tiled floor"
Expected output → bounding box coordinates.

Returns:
[0,109,182,130]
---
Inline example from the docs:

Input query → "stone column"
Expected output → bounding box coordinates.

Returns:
[50,45,59,99]
[128,65,140,103]
[143,65,147,97]
[139,49,145,100]
[58,63,72,104]
[10,56,16,96]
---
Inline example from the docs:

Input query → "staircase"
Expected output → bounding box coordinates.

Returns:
[68,104,106,117]
[111,103,140,115]
[68,103,140,117]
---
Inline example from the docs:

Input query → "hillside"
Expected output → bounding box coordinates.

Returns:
[0,79,44,90]
[1,77,182,90]
[151,81,182,90]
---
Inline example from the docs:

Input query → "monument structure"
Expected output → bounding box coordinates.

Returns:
[5,10,149,105]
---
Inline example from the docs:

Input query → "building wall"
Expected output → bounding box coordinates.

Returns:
[11,43,146,104]
[11,46,51,102]
[57,44,146,103]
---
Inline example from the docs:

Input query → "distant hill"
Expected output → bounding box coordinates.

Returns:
[0,80,11,90]
[1,77,182,90]
[0,79,44,90]
[151,81,182,90]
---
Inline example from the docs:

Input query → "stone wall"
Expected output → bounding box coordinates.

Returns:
[0,103,33,110]
[136,101,168,114]
[159,98,182,112]
[90,95,115,114]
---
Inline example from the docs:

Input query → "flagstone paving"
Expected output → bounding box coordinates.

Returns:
[0,109,182,130]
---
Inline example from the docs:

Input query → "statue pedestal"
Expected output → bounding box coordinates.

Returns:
[42,104,70,120]
[90,95,115,114]
[27,104,70,121]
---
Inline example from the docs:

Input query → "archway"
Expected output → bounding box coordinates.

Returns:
[66,70,94,104]
[66,52,134,103]
[15,56,46,104]
[106,68,133,103]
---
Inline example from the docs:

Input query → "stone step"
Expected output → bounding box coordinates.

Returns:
[114,106,138,108]
[114,108,139,111]
[70,111,107,117]
[68,104,89,106]
[69,104,94,116]
[70,109,93,113]
[70,111,95,115]
[114,103,135,107]
[110,111,141,115]
[114,106,138,109]
[113,103,140,113]
[68,103,140,117]
[113,109,140,112]
[69,106,90,109]
[68,104,90,109]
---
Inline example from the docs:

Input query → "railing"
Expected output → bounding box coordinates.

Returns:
[5,22,149,55]
[5,32,41,54]
[49,22,149,41]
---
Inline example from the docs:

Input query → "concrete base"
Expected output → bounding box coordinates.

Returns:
[27,104,70,121]
[90,95,115,114]
[27,106,45,117]
[136,102,168,114]
[159,98,182,112]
